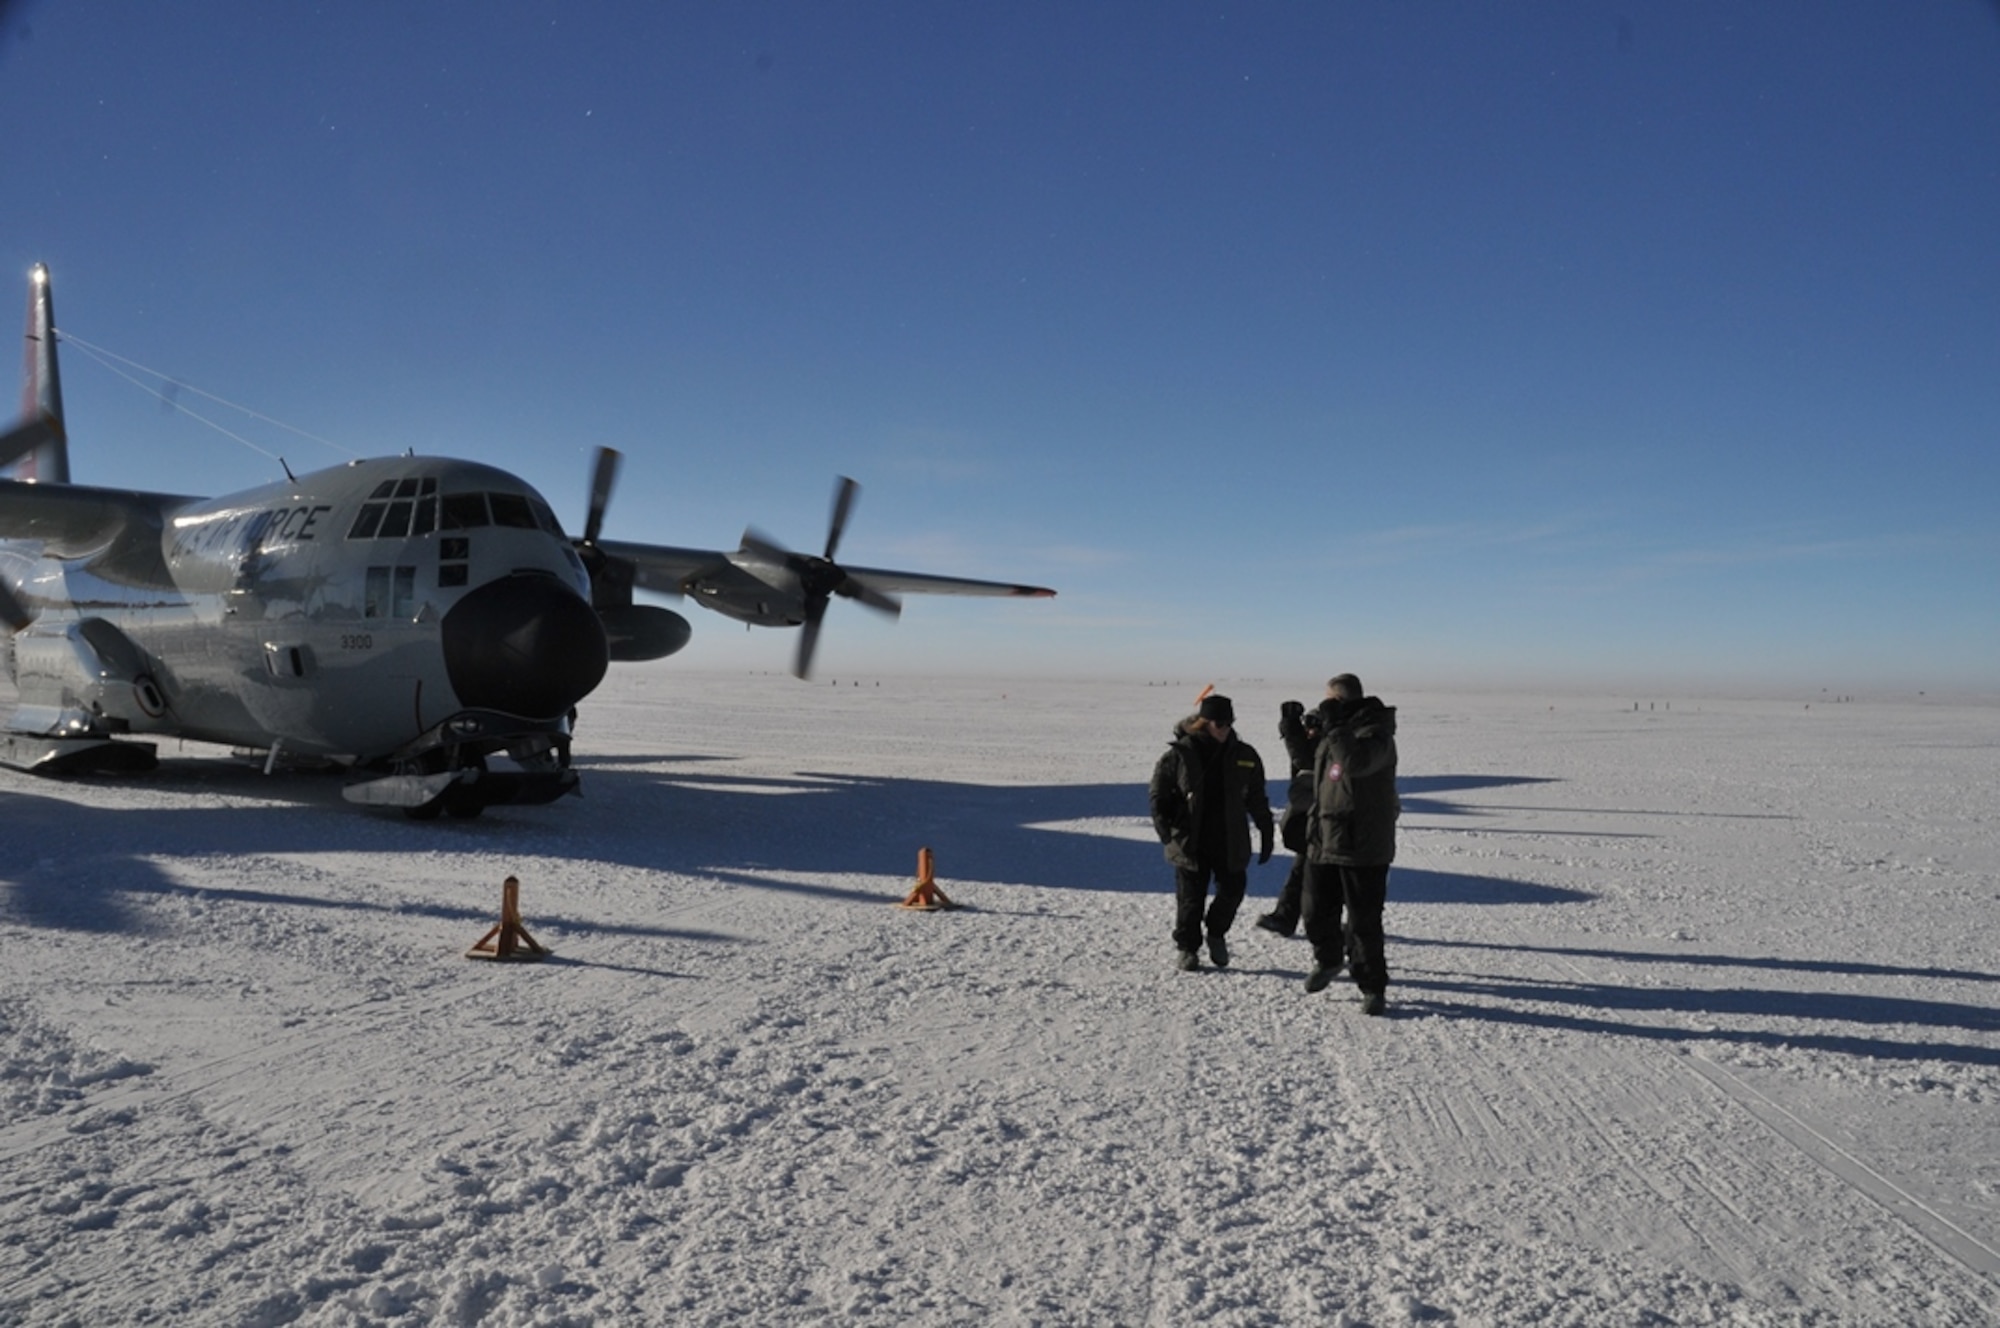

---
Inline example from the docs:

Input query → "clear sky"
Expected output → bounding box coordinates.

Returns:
[4,2,1996,695]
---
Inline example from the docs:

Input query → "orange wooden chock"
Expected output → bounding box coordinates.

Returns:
[466,875,550,961]
[897,846,957,911]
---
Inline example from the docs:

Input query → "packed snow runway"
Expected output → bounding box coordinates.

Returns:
[4,673,1997,1326]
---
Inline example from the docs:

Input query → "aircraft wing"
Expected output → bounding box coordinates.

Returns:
[594,539,735,597]
[584,465,1053,677]
[595,538,1055,600]
[832,565,1056,598]
[0,481,188,582]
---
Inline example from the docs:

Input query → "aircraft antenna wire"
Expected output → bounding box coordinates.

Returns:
[51,327,362,463]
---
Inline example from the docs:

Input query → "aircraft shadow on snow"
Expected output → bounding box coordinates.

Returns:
[1394,967,2000,1069]
[0,761,1584,935]
[7,762,1996,1068]
[1396,935,2000,1067]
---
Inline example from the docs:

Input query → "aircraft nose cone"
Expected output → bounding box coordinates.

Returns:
[442,574,609,718]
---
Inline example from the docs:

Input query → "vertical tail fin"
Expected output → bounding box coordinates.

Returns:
[1,262,70,483]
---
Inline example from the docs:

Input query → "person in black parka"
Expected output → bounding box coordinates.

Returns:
[1255,686,1333,937]
[1148,693,1274,972]
[1301,673,1399,1014]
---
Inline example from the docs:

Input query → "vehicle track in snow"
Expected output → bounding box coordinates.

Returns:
[1679,1051,2000,1282]
[1348,897,2000,1325]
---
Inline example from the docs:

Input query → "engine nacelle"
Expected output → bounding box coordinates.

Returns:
[598,605,693,662]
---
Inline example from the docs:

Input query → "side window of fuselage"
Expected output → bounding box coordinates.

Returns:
[439,536,470,587]
[363,565,419,619]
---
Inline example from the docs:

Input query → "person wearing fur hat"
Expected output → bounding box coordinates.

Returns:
[1301,673,1400,1015]
[1148,692,1275,972]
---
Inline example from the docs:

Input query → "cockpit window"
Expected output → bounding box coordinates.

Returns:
[349,477,443,539]
[440,493,490,530]
[351,485,550,539]
[489,492,538,529]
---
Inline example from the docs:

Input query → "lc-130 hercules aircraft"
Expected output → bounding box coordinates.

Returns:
[0,265,1053,817]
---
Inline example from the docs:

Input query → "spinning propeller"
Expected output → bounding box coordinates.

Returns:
[569,447,1044,677]
[582,446,619,550]
[741,474,902,680]
[0,414,57,628]
[575,445,621,593]
[0,580,28,632]
[573,446,648,625]
[567,447,690,663]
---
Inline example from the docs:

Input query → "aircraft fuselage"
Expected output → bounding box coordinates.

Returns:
[0,455,608,764]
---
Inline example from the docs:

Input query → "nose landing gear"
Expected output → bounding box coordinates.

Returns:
[342,711,579,818]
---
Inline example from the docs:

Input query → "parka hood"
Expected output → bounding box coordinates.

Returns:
[1349,697,1396,736]
[1316,695,1396,733]
[1171,714,1222,745]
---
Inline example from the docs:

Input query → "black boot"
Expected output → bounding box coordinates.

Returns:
[1253,912,1297,937]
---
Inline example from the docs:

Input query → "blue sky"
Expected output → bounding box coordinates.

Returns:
[4,2,1996,694]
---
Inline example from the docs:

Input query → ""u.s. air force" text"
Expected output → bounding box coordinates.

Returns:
[169,505,334,561]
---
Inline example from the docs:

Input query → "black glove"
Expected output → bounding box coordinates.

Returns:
[1257,830,1273,864]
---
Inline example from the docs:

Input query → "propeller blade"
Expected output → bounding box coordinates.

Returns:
[740,527,797,569]
[0,579,30,632]
[824,476,859,561]
[583,446,621,546]
[747,475,898,676]
[836,574,902,618]
[0,415,56,471]
[793,595,829,679]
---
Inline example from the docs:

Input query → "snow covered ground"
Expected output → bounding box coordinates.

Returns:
[3,671,1997,1326]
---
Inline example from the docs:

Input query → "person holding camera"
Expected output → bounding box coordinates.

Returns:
[1254,687,1333,937]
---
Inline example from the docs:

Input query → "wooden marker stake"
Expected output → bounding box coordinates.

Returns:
[897,846,957,911]
[466,875,550,961]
